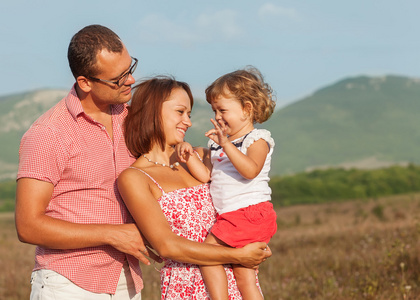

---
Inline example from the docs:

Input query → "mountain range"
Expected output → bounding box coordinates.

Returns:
[265,75,420,175]
[1,75,419,180]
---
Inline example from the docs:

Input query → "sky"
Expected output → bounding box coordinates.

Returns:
[1,0,419,108]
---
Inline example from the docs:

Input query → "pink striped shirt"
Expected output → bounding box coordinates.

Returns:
[17,86,142,294]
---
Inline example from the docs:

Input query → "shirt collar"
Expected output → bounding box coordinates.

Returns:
[65,84,85,119]
[65,84,126,120]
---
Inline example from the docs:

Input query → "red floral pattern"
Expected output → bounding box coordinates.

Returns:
[156,183,254,299]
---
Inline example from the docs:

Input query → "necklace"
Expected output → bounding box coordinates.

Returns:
[143,155,180,169]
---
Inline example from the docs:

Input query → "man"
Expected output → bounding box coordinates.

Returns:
[15,25,156,299]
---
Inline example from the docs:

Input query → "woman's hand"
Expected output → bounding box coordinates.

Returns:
[236,242,272,268]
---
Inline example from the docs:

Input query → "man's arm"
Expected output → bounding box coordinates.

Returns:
[15,177,155,265]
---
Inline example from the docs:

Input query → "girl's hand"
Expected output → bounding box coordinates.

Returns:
[205,119,230,147]
[175,142,194,163]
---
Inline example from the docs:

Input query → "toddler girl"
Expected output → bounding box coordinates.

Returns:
[176,66,277,300]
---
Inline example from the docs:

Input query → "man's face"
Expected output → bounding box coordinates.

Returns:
[88,46,136,106]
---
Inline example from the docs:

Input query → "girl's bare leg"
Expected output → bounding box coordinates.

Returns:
[233,265,263,300]
[200,233,229,300]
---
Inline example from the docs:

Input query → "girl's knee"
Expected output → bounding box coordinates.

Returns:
[233,268,257,287]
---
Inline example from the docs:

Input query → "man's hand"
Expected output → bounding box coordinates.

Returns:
[107,223,162,265]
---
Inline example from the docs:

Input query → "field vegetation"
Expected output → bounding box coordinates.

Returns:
[2,165,420,299]
[270,164,420,206]
[1,193,419,299]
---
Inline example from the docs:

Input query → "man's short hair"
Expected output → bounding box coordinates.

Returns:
[67,24,123,79]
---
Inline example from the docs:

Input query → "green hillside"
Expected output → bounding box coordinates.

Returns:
[265,75,420,174]
[1,75,420,179]
[185,99,213,147]
[0,89,67,180]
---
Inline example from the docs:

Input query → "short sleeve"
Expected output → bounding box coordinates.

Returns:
[241,129,275,154]
[17,124,66,185]
[207,138,214,149]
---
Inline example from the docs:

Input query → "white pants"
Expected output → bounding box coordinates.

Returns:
[29,262,141,300]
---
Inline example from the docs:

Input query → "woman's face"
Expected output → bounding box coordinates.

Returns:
[162,88,192,146]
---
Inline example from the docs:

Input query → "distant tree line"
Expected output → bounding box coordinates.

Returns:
[270,164,420,206]
[0,179,16,212]
[2,164,420,211]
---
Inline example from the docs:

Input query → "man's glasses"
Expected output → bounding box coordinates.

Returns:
[88,57,138,87]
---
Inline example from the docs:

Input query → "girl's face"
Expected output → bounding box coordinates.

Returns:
[162,88,192,146]
[210,92,254,140]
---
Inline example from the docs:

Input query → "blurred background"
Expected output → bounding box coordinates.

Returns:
[1,1,420,299]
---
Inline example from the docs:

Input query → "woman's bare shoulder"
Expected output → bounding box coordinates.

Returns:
[118,165,152,190]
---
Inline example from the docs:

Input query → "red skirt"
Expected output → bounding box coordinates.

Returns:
[211,201,277,248]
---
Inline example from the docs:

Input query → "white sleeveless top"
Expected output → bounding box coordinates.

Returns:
[208,129,275,214]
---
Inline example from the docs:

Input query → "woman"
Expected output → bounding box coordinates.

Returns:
[118,76,271,299]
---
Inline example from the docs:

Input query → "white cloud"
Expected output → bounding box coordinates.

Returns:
[258,3,299,21]
[196,10,244,41]
[137,14,199,45]
[136,10,244,46]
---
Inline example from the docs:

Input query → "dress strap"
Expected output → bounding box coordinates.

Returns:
[128,166,165,194]
[193,149,203,162]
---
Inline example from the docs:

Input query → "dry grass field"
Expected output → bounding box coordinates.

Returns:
[1,194,419,299]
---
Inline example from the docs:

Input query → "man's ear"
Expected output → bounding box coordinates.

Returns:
[76,76,92,93]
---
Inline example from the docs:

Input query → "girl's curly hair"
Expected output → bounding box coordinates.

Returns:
[205,66,276,123]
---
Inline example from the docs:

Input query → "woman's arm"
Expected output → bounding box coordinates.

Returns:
[118,169,271,267]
